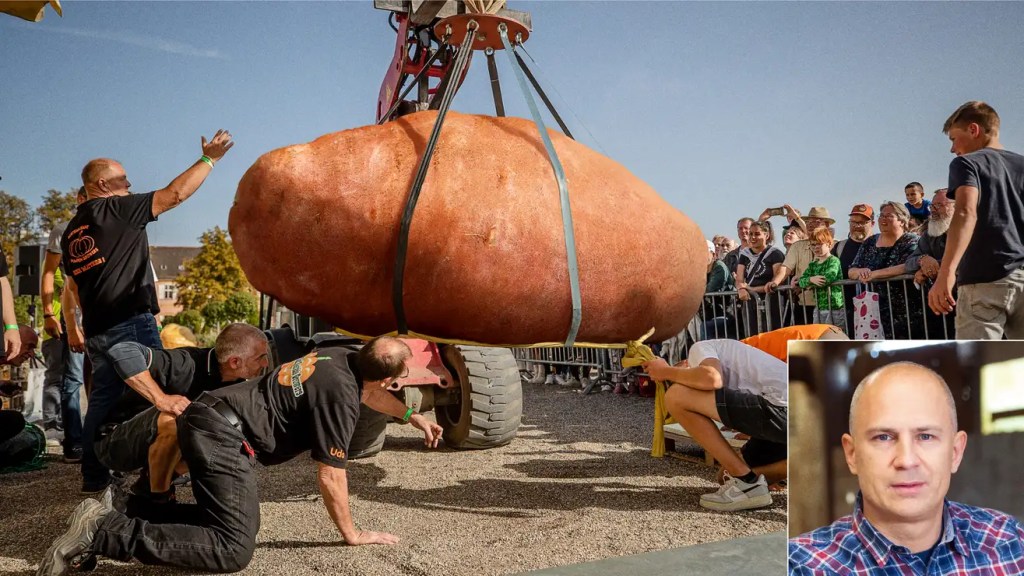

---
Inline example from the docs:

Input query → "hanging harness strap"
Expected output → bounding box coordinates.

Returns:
[499,23,581,347]
[512,50,574,140]
[485,47,505,117]
[392,22,478,335]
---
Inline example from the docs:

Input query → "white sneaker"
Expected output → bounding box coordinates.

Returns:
[543,374,555,386]
[699,473,772,511]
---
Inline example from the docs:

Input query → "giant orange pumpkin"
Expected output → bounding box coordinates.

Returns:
[229,111,705,345]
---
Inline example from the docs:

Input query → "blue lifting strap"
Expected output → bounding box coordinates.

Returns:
[499,24,582,347]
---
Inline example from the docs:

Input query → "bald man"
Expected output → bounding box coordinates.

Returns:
[789,362,1024,574]
[64,130,234,495]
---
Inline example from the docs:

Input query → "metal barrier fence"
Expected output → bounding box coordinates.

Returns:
[514,275,955,391]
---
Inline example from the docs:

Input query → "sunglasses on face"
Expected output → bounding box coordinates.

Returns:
[100,175,131,189]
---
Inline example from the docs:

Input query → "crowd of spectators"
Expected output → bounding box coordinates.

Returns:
[700,101,1023,344]
[698,186,964,341]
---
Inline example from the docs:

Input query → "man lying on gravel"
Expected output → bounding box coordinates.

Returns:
[36,336,443,575]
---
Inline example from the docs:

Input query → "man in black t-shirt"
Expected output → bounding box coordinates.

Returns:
[38,336,443,575]
[832,203,875,333]
[63,129,234,494]
[929,101,1024,338]
[94,323,269,502]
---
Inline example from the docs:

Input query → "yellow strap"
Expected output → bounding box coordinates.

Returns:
[332,326,656,350]
[618,340,674,458]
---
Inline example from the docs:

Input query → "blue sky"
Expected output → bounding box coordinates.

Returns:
[2,1,1023,247]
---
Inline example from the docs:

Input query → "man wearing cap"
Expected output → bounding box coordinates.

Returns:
[766,207,835,327]
[832,204,876,332]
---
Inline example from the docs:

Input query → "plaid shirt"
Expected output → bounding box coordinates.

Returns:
[789,493,1024,575]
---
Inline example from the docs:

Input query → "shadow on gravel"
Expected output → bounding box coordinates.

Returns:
[505,453,687,480]
[346,462,786,520]
[257,540,347,550]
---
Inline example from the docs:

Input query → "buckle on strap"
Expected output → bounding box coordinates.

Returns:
[195,392,242,432]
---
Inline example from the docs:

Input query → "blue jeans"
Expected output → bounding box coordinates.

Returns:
[42,334,85,453]
[82,313,162,488]
[62,334,85,453]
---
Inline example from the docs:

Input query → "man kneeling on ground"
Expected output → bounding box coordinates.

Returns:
[96,322,269,507]
[37,336,443,575]
[644,339,787,511]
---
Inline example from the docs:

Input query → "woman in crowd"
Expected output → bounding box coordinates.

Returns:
[736,220,786,338]
[847,201,921,338]
[781,222,807,250]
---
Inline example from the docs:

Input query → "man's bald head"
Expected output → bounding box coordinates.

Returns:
[81,158,121,185]
[849,362,957,433]
[357,336,412,382]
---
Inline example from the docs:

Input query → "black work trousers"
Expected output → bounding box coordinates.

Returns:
[90,401,260,573]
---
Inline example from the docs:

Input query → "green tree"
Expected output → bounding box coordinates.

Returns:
[174,227,253,310]
[166,309,205,334]
[0,190,39,270]
[36,188,80,233]
[201,300,227,333]
[222,291,258,325]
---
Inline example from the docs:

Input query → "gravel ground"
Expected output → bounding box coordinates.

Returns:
[0,381,786,576]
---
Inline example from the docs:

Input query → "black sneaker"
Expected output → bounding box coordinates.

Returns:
[62,446,82,464]
[79,479,110,496]
[36,496,112,576]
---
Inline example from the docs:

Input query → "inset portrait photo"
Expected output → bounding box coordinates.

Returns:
[787,340,1024,575]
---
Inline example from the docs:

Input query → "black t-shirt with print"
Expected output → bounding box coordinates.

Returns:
[61,192,160,335]
[213,345,363,469]
[738,246,785,287]
[105,346,229,425]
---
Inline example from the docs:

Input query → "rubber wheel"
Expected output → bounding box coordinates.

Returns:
[347,403,387,459]
[436,345,522,449]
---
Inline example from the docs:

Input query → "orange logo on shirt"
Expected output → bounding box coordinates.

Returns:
[277,352,331,397]
[329,447,346,460]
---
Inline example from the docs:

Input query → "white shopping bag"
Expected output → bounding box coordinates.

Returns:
[853,290,885,340]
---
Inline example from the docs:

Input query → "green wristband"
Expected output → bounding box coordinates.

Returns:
[402,407,414,423]
[4,324,17,331]
[200,155,215,167]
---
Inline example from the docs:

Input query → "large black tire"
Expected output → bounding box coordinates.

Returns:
[347,403,387,459]
[436,345,522,449]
